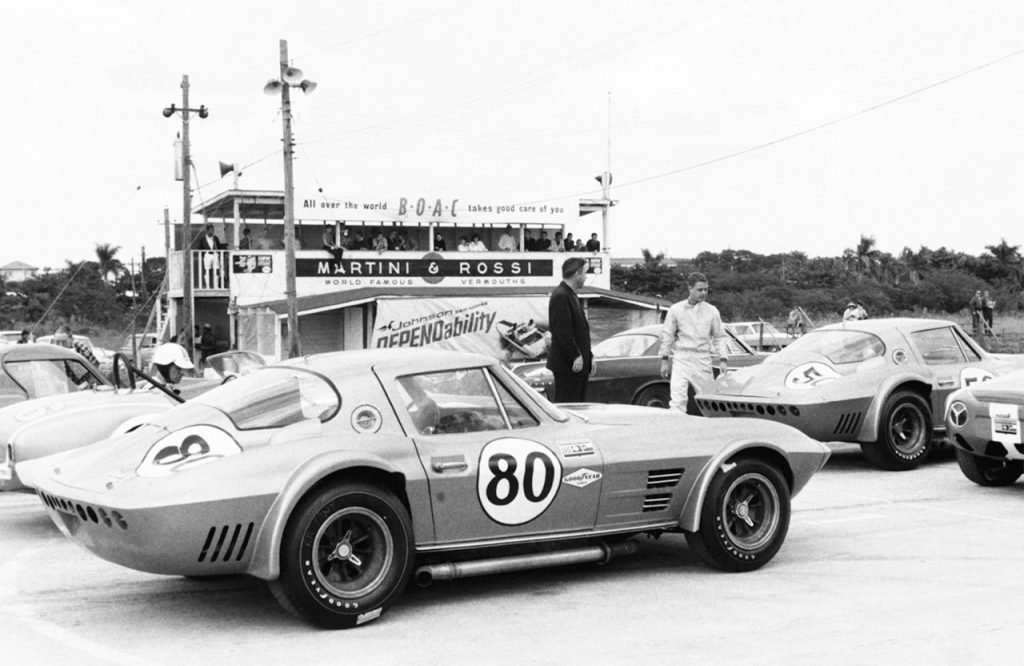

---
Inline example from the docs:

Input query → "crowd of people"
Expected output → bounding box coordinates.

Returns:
[224,223,603,255]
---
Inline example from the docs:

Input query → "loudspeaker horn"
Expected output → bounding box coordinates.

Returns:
[219,161,234,177]
[263,79,282,96]
[283,66,304,84]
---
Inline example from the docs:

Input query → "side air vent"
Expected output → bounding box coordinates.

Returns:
[642,493,672,512]
[833,412,863,435]
[198,523,255,563]
[37,490,127,530]
[647,468,684,489]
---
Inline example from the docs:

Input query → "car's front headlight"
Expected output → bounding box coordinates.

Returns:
[137,425,241,478]
[947,401,969,429]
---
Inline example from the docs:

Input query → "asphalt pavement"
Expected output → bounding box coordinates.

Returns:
[2,443,1023,665]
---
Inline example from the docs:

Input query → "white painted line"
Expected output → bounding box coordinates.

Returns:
[802,513,886,525]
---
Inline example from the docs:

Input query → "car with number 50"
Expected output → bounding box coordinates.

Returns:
[27,348,829,629]
[697,318,1024,471]
[945,368,1024,486]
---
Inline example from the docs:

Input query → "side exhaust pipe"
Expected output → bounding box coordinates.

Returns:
[415,540,638,588]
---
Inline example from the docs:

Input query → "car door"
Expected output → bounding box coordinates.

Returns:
[909,326,993,417]
[392,366,603,544]
[587,333,661,404]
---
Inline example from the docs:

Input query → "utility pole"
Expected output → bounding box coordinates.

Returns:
[163,76,208,363]
[280,40,301,358]
[180,75,195,361]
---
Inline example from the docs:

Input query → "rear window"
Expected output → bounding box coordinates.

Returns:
[773,330,885,365]
[193,367,340,429]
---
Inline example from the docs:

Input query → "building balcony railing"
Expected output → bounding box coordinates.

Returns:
[168,250,231,294]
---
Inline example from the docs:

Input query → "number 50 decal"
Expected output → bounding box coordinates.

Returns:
[477,438,562,525]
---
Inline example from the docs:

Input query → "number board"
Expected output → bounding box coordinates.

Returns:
[477,438,562,525]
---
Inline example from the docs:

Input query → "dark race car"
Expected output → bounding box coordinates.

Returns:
[945,368,1024,486]
[697,318,1024,471]
[28,348,829,629]
[513,324,769,408]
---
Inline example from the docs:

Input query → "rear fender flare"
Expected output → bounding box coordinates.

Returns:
[678,442,794,532]
[631,379,669,401]
[247,451,413,581]
[854,373,932,442]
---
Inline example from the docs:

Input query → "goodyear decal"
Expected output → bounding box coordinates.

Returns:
[562,468,602,488]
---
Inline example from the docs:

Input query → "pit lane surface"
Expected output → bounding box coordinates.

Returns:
[2,444,1022,665]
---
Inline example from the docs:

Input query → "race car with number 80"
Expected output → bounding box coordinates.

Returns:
[27,349,829,629]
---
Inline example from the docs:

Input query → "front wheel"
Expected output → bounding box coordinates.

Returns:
[685,459,791,572]
[956,448,1023,486]
[270,482,413,629]
[862,390,932,471]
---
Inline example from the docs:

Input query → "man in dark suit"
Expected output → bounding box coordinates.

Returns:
[546,257,592,402]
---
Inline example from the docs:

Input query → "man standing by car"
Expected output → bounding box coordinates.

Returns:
[546,258,592,402]
[660,272,727,415]
[51,325,99,368]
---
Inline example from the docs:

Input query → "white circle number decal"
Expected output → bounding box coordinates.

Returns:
[477,438,562,525]
[785,362,841,390]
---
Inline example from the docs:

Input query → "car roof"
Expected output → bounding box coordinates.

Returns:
[0,343,85,362]
[817,317,956,334]
[280,348,499,376]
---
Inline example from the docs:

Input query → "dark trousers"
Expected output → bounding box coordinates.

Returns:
[553,372,588,402]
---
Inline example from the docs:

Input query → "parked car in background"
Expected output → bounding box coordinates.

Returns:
[28,348,830,629]
[0,343,108,410]
[725,321,795,352]
[512,324,769,408]
[0,350,265,492]
[698,318,1024,471]
[945,368,1024,486]
[119,333,161,367]
[0,330,27,344]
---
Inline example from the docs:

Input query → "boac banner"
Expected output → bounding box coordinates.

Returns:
[372,297,550,362]
[298,194,577,225]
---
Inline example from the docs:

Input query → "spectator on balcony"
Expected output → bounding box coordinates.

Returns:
[238,227,253,250]
[573,238,585,251]
[400,230,419,251]
[469,233,488,251]
[372,229,389,253]
[498,225,518,252]
[198,224,225,288]
[434,233,447,251]
[321,223,344,262]
[564,232,575,252]
[585,233,601,252]
[457,235,471,252]
[525,231,538,251]
[536,231,552,252]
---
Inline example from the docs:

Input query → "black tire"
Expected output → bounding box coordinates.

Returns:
[685,459,791,572]
[269,482,413,629]
[634,384,670,409]
[862,390,932,471]
[956,448,1023,486]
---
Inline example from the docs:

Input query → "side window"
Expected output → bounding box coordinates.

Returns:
[912,328,967,364]
[397,369,508,435]
[490,373,540,429]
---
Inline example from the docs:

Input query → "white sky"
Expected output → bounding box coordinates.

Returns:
[3,0,1023,269]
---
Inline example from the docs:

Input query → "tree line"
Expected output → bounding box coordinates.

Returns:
[0,243,165,340]
[611,236,1023,322]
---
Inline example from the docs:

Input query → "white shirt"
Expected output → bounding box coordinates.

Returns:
[659,300,727,362]
[498,233,517,251]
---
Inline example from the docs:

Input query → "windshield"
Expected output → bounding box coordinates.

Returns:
[192,367,340,429]
[4,358,106,397]
[497,364,569,422]
[772,330,885,365]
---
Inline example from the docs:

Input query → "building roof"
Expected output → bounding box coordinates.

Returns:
[0,261,38,270]
[250,286,672,318]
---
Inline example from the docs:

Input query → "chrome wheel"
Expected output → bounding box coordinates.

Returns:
[719,472,781,552]
[313,507,393,599]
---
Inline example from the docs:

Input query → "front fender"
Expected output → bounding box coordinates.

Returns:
[677,440,795,532]
[247,449,426,581]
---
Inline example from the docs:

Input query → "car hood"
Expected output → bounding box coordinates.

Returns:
[709,354,886,399]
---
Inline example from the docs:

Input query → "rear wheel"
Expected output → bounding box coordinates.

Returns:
[862,391,932,471]
[956,448,1023,486]
[685,459,791,572]
[270,482,413,629]
[634,385,670,409]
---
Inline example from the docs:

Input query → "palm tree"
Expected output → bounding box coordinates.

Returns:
[94,243,123,284]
